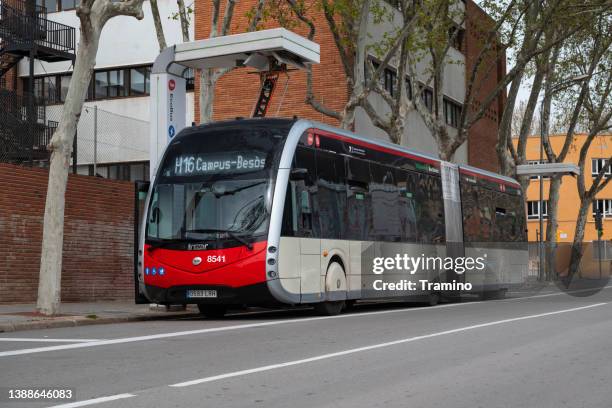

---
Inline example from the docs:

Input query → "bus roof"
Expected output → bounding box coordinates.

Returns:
[178,118,519,187]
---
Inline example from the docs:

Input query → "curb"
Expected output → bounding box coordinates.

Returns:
[0,312,201,333]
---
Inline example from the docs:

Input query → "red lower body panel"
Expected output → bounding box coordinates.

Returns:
[143,241,267,289]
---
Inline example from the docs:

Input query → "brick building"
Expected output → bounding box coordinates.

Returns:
[194,0,506,172]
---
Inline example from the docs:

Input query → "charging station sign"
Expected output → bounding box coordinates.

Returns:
[150,72,186,181]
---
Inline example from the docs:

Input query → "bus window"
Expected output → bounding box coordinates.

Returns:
[394,169,418,243]
[370,163,401,242]
[316,150,346,239]
[284,147,319,238]
[460,183,494,242]
[346,157,372,241]
[414,173,445,243]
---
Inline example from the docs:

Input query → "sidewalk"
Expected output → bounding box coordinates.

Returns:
[0,302,201,333]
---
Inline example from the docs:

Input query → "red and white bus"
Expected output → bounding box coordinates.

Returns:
[138,118,527,317]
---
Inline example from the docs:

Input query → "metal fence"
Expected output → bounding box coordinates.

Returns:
[44,104,149,176]
[528,241,612,280]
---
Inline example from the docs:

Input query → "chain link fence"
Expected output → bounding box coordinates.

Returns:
[45,104,150,179]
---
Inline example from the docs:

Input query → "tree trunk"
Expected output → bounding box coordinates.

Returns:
[544,174,562,280]
[177,0,190,42]
[37,30,100,315]
[496,72,523,175]
[199,68,216,124]
[568,198,591,279]
[150,0,167,51]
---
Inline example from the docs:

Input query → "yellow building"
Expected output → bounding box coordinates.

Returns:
[518,133,612,243]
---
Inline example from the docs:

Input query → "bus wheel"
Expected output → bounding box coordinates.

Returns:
[197,304,227,318]
[314,301,344,316]
[315,261,347,316]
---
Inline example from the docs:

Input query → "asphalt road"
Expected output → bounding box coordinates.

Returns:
[1,288,612,408]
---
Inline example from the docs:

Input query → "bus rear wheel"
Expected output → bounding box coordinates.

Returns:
[197,304,227,318]
[314,301,345,316]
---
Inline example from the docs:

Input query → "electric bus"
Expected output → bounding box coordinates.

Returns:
[138,118,528,317]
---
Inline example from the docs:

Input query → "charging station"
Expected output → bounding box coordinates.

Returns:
[149,28,320,180]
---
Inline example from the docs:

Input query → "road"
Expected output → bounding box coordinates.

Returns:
[1,288,611,408]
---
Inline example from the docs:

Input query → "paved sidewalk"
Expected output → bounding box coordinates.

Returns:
[0,302,200,333]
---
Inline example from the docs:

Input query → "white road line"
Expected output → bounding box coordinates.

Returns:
[47,393,135,408]
[170,302,607,387]
[0,338,102,343]
[505,284,612,300]
[1,286,609,358]
[0,300,481,358]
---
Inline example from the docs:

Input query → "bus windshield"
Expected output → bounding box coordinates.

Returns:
[146,178,269,244]
[145,122,292,247]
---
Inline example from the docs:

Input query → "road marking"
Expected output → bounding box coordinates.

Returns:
[505,284,612,300]
[48,393,135,408]
[0,300,482,358]
[170,302,606,387]
[0,338,102,343]
[1,285,610,359]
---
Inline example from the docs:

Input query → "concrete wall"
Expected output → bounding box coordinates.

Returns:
[0,164,135,303]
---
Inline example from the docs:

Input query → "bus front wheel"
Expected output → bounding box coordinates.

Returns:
[197,304,227,318]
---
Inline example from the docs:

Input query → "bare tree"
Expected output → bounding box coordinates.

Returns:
[198,0,266,123]
[150,0,264,123]
[269,0,416,132]
[37,0,147,315]
[150,0,167,51]
[566,63,612,278]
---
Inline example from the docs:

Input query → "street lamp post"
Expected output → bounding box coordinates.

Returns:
[538,74,590,281]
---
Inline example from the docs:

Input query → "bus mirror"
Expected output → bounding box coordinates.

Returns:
[290,168,309,181]
[151,207,161,223]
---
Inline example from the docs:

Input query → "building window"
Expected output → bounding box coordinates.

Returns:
[405,77,412,100]
[593,199,612,218]
[449,26,465,52]
[527,200,548,220]
[185,68,195,91]
[130,66,150,96]
[592,158,611,178]
[21,65,157,104]
[443,98,462,128]
[421,87,433,112]
[87,161,149,181]
[367,58,396,97]
[36,0,77,12]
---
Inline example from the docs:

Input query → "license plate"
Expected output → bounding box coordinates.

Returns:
[187,289,217,298]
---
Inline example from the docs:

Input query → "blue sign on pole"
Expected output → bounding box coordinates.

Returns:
[168,125,176,138]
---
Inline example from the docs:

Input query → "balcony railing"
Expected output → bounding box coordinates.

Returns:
[0,0,75,56]
[0,88,54,162]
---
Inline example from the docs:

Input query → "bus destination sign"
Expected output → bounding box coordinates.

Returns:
[170,153,267,176]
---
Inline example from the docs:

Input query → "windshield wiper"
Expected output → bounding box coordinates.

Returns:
[213,181,266,197]
[185,228,253,250]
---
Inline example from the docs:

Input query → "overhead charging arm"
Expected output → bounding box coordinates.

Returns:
[149,28,320,181]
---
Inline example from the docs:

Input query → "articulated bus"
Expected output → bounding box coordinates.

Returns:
[138,118,528,317]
